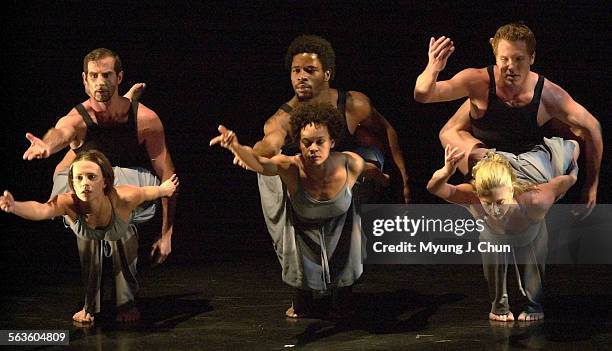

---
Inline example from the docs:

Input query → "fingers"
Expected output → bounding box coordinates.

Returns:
[1,190,13,212]
[25,132,39,143]
[430,36,454,57]
[209,135,223,146]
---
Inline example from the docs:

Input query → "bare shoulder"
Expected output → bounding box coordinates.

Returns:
[541,78,571,102]
[458,67,489,88]
[345,90,373,123]
[136,103,162,123]
[346,90,372,109]
[341,151,364,173]
[55,193,75,207]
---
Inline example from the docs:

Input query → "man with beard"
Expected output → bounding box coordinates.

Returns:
[238,35,410,317]
[22,48,176,322]
[252,34,411,204]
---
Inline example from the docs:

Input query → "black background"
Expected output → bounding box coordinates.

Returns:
[2,2,610,265]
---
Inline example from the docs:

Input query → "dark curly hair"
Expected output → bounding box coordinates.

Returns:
[290,103,344,143]
[285,35,336,80]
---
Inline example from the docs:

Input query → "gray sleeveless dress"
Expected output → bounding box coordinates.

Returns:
[480,136,577,315]
[259,155,365,291]
[66,200,139,315]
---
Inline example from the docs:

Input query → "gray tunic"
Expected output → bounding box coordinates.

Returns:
[479,136,576,314]
[258,156,365,291]
[51,166,158,314]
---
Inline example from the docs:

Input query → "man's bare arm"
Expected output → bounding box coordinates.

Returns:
[349,92,412,202]
[23,112,85,160]
[252,110,291,158]
[542,81,603,210]
[138,104,177,264]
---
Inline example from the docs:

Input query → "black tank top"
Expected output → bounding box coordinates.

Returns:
[471,65,544,154]
[281,89,357,153]
[73,101,151,170]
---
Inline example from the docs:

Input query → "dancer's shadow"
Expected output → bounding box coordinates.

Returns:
[295,289,465,346]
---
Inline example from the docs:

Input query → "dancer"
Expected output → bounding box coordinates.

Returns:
[211,103,386,318]
[20,48,177,322]
[414,22,601,217]
[427,137,579,321]
[1,150,179,323]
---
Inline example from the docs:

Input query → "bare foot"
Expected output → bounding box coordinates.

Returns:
[72,309,94,323]
[489,311,514,322]
[518,311,544,321]
[116,306,140,322]
[286,304,299,318]
[124,83,146,101]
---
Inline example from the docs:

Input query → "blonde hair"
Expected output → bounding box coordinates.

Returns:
[471,151,536,197]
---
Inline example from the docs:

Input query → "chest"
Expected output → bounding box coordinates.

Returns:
[299,168,347,201]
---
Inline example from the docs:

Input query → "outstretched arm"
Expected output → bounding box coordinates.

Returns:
[117,174,179,212]
[23,113,85,161]
[427,145,478,205]
[210,125,292,176]
[252,110,291,158]
[1,191,68,220]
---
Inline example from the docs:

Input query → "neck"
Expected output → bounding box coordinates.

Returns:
[88,93,124,114]
[295,86,332,105]
[303,157,331,179]
[81,194,109,214]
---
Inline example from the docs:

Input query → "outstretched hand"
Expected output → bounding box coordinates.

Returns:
[209,125,239,149]
[23,133,51,160]
[0,190,15,213]
[428,36,455,72]
[444,144,464,176]
[159,174,179,197]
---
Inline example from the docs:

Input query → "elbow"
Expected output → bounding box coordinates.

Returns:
[413,90,430,103]
[426,180,437,195]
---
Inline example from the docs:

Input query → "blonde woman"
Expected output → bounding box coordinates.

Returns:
[428,137,578,322]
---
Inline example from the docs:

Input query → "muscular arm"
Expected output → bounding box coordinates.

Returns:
[438,99,484,175]
[23,112,85,160]
[252,110,291,158]
[138,104,177,263]
[542,81,603,208]
[348,92,412,202]
[414,68,478,103]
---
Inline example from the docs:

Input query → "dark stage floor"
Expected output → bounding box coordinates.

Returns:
[1,251,611,350]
